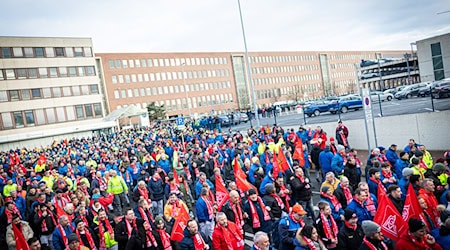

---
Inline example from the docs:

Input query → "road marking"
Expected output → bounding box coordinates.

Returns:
[424,108,440,112]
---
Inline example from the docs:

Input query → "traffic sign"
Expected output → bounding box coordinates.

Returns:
[176,117,185,130]
[362,88,372,123]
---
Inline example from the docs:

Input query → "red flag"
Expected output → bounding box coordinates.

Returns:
[272,151,280,178]
[215,175,229,211]
[278,149,291,172]
[373,189,406,241]
[377,183,387,201]
[55,203,67,218]
[170,204,190,242]
[402,183,422,222]
[292,140,305,167]
[13,223,31,250]
[233,159,247,180]
[235,174,258,195]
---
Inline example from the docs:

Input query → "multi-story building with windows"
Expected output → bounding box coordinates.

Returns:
[0,37,113,150]
[97,50,407,120]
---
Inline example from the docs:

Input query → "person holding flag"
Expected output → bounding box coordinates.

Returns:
[180,219,211,250]
[164,192,189,222]
[6,214,34,250]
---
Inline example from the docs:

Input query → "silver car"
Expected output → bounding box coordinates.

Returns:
[370,91,394,103]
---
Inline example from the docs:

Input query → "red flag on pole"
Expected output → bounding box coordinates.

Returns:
[235,174,258,195]
[13,223,31,250]
[272,151,280,178]
[277,149,291,173]
[215,175,230,211]
[402,183,422,222]
[170,204,190,242]
[373,189,406,241]
[233,158,247,180]
[292,140,305,167]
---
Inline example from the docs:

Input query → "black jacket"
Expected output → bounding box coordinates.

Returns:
[221,200,245,224]
[334,185,353,209]
[148,178,165,201]
[337,223,364,250]
[290,175,312,201]
[310,146,323,169]
[388,195,404,214]
[125,221,163,250]
[263,194,284,219]
[115,218,145,250]
[179,228,211,250]
[344,162,360,191]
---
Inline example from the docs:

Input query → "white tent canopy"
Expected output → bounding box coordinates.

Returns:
[103,105,147,122]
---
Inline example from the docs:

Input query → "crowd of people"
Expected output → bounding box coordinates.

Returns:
[1,119,450,250]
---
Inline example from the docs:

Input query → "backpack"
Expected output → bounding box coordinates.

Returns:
[272,216,289,248]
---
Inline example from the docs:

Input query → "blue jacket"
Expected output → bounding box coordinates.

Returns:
[431,227,450,248]
[394,159,409,178]
[248,164,260,184]
[278,215,303,250]
[180,227,210,250]
[385,148,399,165]
[319,149,334,175]
[157,159,171,174]
[196,197,213,223]
[259,175,274,195]
[13,196,27,218]
[331,154,344,176]
[398,177,409,200]
[52,223,75,250]
[194,179,215,198]
[320,196,345,224]
[346,199,372,224]
[296,130,311,144]
[367,178,379,197]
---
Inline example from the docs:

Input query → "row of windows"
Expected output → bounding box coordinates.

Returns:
[119,93,234,113]
[250,55,317,64]
[0,46,93,59]
[108,57,228,69]
[330,54,372,60]
[0,84,99,102]
[334,79,356,90]
[0,103,102,130]
[256,84,321,100]
[0,66,96,80]
[113,81,231,99]
[254,74,320,85]
[251,64,319,75]
[330,63,357,69]
[111,68,230,84]
[332,71,356,79]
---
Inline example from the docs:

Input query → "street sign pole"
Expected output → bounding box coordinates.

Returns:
[176,117,186,150]
[355,64,371,153]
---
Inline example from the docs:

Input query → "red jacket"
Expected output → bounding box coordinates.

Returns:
[395,232,442,250]
[212,221,245,250]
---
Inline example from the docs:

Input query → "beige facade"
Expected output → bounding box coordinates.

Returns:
[98,50,408,119]
[0,37,112,145]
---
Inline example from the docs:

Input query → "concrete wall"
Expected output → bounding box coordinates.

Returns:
[290,110,450,151]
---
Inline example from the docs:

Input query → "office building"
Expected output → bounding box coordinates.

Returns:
[0,36,113,150]
[416,32,450,82]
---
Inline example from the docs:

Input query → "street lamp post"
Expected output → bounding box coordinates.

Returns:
[181,63,191,117]
[237,0,260,127]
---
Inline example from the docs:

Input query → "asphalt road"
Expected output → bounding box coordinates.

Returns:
[231,96,450,130]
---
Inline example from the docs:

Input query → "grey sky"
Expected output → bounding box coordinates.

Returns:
[2,0,449,53]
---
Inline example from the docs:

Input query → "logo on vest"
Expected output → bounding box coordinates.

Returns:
[382,215,398,237]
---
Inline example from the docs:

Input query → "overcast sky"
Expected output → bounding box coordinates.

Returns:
[2,0,450,53]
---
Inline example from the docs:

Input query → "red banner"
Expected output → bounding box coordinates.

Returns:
[373,190,406,241]
[292,139,305,167]
[170,204,190,242]
[215,175,230,211]
[402,183,422,222]
[13,223,30,250]
[272,151,280,178]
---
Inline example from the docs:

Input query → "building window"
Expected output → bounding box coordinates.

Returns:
[75,105,84,120]
[46,108,56,123]
[66,47,74,57]
[49,67,58,78]
[118,75,124,83]
[24,48,34,57]
[431,42,445,80]
[35,48,44,57]
[112,75,118,84]
[129,60,134,68]
[114,90,120,99]
[94,103,102,116]
[122,60,128,68]
[59,67,67,77]
[109,60,115,69]
[66,107,75,121]
[45,48,55,57]
[53,87,62,97]
[121,90,126,98]
[17,69,27,79]
[21,90,30,100]
[86,66,95,76]
[78,67,85,76]
[6,69,15,79]
[62,86,71,96]
[90,84,99,94]
[13,112,24,128]
[74,47,83,57]
[55,47,65,57]
[85,104,93,118]
[0,91,7,102]
[9,90,19,101]
[84,47,93,57]
[72,86,81,96]
[141,59,147,67]
[31,88,41,99]
[1,113,13,129]
[81,85,89,95]
[68,67,77,77]
[56,107,66,122]
[43,88,52,98]
[115,59,121,68]
[2,48,12,58]
[25,110,35,126]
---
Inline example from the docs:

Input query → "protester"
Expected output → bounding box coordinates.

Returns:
[293,224,327,250]
[333,176,353,209]
[211,212,244,250]
[315,201,339,249]
[278,204,307,250]
[6,214,34,250]
[180,219,210,250]
[244,188,272,234]
[431,217,450,248]
[359,220,389,250]
[395,218,442,250]
[337,209,364,250]
[250,231,270,250]
[52,215,75,250]
[346,188,372,224]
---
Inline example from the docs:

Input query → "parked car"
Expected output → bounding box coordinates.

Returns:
[233,112,249,124]
[303,100,332,117]
[394,83,429,100]
[416,81,434,97]
[329,95,363,113]
[431,80,450,99]
[218,114,232,127]
[361,72,379,80]
[370,91,394,102]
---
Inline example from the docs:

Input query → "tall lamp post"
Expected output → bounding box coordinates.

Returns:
[181,63,191,117]
[237,0,260,127]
